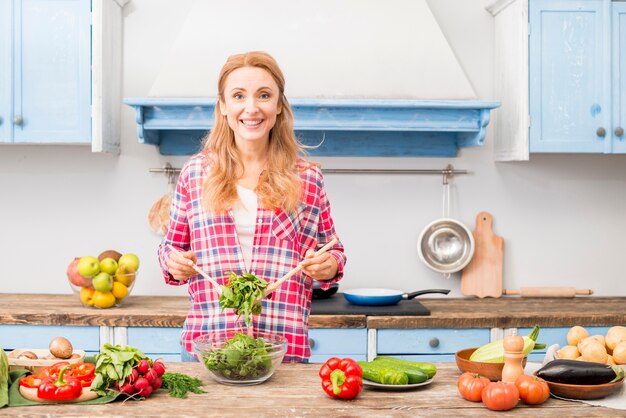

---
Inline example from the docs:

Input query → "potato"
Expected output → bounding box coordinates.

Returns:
[556,345,580,360]
[606,326,626,351]
[567,326,589,346]
[612,341,626,365]
[49,336,73,359]
[580,341,608,364]
[17,351,38,360]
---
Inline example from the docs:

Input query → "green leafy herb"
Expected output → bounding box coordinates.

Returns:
[91,344,148,396]
[0,345,8,408]
[219,272,267,328]
[161,372,206,398]
[201,332,273,380]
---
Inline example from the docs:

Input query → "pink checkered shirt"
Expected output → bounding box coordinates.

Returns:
[158,152,346,362]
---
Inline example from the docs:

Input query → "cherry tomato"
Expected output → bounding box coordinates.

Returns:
[481,381,519,411]
[18,375,43,388]
[515,375,550,405]
[457,372,491,402]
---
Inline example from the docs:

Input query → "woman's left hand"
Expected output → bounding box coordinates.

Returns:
[300,249,338,281]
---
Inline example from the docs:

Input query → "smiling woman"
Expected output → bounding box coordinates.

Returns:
[158,51,346,364]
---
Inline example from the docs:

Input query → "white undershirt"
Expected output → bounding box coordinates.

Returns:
[232,185,258,271]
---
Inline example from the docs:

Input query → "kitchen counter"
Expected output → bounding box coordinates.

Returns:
[0,362,621,417]
[1,294,624,329]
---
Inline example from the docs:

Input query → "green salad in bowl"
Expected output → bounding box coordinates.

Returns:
[194,331,287,385]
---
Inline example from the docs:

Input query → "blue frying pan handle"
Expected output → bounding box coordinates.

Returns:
[405,289,450,300]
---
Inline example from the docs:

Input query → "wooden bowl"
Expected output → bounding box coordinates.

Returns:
[541,377,624,400]
[7,348,86,374]
[455,348,527,381]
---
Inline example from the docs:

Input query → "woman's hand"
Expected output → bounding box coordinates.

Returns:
[166,248,198,283]
[300,249,338,281]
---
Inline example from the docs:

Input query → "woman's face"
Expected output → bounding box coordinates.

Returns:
[219,66,282,147]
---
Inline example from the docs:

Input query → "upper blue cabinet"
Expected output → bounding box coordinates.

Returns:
[0,0,126,153]
[124,99,500,157]
[490,0,626,160]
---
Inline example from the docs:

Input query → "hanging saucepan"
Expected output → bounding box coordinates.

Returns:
[417,218,475,274]
[343,288,450,306]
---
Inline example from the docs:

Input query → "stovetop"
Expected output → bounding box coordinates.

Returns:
[310,293,430,316]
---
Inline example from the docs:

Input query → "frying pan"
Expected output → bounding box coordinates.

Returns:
[343,288,450,306]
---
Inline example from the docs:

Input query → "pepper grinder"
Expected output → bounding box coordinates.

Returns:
[501,335,525,383]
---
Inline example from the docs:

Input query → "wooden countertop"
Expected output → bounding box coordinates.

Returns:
[0,362,621,417]
[2,294,625,329]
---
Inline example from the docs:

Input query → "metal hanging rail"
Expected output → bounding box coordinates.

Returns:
[150,163,469,184]
[322,164,468,184]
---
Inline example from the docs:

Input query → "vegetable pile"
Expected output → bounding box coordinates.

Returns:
[556,325,626,365]
[18,361,96,402]
[200,333,274,380]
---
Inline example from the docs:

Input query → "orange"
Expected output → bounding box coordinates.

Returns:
[79,287,95,306]
[111,281,129,300]
[92,290,117,309]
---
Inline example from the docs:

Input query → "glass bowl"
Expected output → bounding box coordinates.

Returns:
[69,272,136,309]
[194,331,287,385]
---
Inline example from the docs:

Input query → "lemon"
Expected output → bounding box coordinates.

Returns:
[79,287,95,306]
[92,290,117,309]
[111,281,129,300]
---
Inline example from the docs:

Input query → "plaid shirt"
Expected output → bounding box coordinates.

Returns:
[158,152,346,362]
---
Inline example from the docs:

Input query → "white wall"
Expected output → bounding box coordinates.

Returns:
[1,0,625,299]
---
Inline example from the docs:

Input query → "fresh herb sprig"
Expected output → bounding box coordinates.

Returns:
[161,372,206,398]
[219,272,267,328]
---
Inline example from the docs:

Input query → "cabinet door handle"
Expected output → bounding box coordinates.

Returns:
[309,338,316,349]
[596,127,606,138]
[429,337,440,348]
[13,115,23,126]
[616,127,624,138]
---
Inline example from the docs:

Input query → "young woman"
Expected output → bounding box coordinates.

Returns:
[158,51,346,362]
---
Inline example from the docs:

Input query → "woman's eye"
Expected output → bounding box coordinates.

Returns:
[259,92,270,100]
[233,93,244,100]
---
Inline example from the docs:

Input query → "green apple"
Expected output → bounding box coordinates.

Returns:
[77,256,100,278]
[99,257,118,275]
[92,272,113,292]
[118,253,140,273]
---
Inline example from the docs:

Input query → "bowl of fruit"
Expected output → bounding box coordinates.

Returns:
[67,250,140,309]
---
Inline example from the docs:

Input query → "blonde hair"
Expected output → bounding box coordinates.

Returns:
[201,51,306,214]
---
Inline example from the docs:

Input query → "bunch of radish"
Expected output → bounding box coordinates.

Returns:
[116,359,166,398]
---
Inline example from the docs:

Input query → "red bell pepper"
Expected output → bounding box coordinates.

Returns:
[319,357,363,400]
[37,366,83,401]
[18,375,43,389]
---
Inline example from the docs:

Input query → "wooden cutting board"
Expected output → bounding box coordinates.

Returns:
[461,211,503,298]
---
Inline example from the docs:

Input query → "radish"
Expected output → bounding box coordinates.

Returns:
[137,359,150,375]
[152,361,166,377]
[119,382,135,395]
[128,368,139,383]
[150,376,162,390]
[145,369,159,383]
[137,385,153,397]
[134,377,150,391]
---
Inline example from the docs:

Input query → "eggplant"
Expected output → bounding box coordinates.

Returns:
[536,359,625,385]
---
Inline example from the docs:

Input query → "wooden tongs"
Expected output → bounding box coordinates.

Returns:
[167,244,222,295]
[264,238,339,297]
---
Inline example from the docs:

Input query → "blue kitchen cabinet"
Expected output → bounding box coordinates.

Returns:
[0,324,101,356]
[308,329,367,363]
[490,0,626,159]
[518,326,611,361]
[376,328,490,362]
[126,327,183,362]
[0,0,124,152]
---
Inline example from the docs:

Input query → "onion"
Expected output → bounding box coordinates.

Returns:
[49,336,73,359]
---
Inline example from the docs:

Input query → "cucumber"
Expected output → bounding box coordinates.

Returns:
[536,359,625,385]
[372,356,437,379]
[357,361,409,385]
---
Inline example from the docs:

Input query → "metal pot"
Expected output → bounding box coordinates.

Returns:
[417,218,475,274]
[312,281,339,299]
[342,288,450,306]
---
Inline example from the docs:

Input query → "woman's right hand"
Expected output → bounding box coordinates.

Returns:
[166,248,198,283]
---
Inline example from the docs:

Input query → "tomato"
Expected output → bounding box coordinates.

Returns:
[515,375,550,405]
[457,372,491,402]
[481,381,519,411]
[18,375,43,388]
